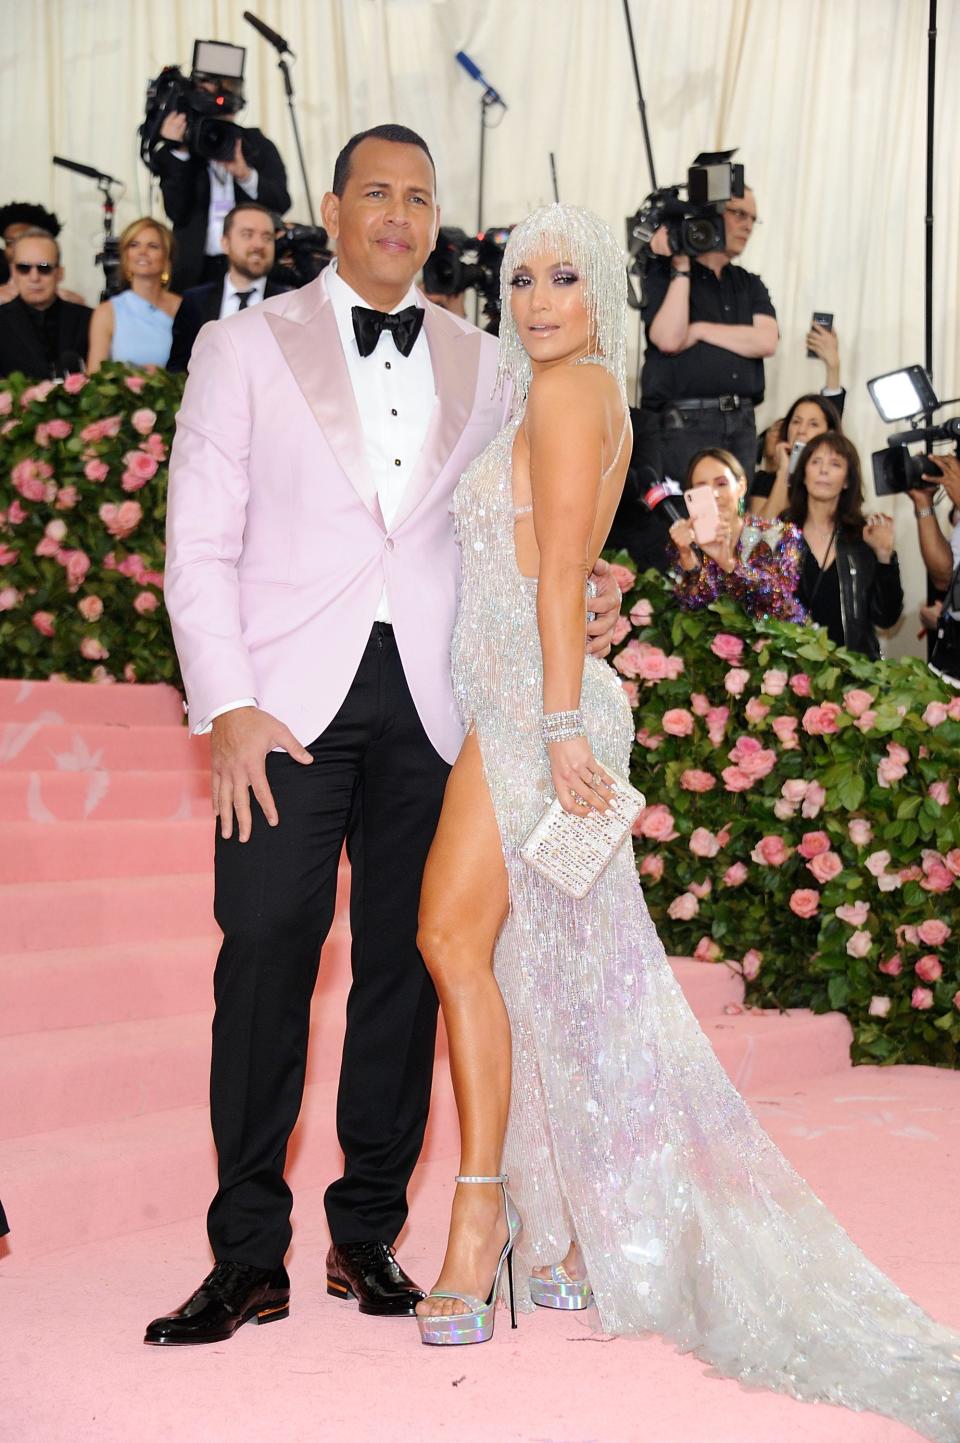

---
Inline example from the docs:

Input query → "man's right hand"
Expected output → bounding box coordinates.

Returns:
[211,706,313,843]
[924,454,960,507]
[160,111,188,144]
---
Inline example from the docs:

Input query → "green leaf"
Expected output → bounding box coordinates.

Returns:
[896,796,922,820]
[828,975,850,1009]
[836,773,865,810]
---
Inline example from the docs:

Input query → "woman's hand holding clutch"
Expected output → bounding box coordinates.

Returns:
[548,737,614,815]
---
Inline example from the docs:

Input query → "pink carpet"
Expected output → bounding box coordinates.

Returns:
[4,679,960,1443]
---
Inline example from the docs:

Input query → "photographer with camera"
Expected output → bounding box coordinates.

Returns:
[167,203,291,372]
[910,454,960,685]
[639,186,778,484]
[144,46,291,292]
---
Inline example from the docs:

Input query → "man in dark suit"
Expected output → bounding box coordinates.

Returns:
[149,87,291,292]
[0,230,90,379]
[167,203,291,372]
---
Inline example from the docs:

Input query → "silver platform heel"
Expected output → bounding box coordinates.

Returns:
[529,1262,594,1311]
[416,1173,522,1346]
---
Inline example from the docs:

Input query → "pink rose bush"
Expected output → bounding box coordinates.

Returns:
[606,565,960,1066]
[0,364,182,684]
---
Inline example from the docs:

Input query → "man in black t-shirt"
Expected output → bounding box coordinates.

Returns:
[637,189,778,484]
[0,230,90,379]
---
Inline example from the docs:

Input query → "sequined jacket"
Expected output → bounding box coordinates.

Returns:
[671,516,807,623]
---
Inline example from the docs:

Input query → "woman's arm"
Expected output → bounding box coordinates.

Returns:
[868,554,905,630]
[86,301,113,374]
[729,523,805,620]
[755,441,792,520]
[527,365,615,815]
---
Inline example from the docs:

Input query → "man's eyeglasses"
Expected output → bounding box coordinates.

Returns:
[14,261,56,275]
[724,207,760,227]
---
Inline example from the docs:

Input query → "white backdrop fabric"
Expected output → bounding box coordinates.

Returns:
[1,0,958,655]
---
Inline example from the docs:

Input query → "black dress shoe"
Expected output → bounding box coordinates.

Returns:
[326,1241,424,1317]
[144,1261,290,1345]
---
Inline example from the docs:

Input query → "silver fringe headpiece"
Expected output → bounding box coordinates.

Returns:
[495,203,628,415]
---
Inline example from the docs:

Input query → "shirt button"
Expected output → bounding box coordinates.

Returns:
[394,458,401,467]
[391,408,398,417]
[384,537,395,552]
[385,361,391,370]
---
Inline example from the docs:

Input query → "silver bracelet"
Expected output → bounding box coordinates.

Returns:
[915,506,934,519]
[541,709,586,744]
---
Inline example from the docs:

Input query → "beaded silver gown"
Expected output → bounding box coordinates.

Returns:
[450,413,960,1441]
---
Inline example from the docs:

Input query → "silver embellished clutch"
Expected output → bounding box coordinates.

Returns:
[519,772,646,899]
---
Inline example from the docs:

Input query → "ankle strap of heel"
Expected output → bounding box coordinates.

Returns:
[455,1173,507,1184]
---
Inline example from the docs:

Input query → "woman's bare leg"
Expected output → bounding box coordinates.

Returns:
[415,731,512,1318]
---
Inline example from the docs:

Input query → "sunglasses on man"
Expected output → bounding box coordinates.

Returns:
[14,261,56,275]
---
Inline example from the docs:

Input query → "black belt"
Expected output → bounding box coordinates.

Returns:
[672,394,749,413]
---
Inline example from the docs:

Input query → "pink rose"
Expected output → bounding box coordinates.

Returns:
[762,669,788,696]
[0,585,21,610]
[689,827,720,859]
[911,987,934,1011]
[855,709,877,733]
[781,779,808,805]
[868,996,891,1018]
[61,549,91,591]
[745,695,770,725]
[789,672,811,697]
[694,936,722,963]
[710,632,744,664]
[721,766,753,792]
[741,948,763,981]
[774,799,796,821]
[921,862,954,894]
[11,458,47,501]
[789,889,820,919]
[46,417,72,440]
[801,781,826,818]
[130,407,157,435]
[609,562,636,594]
[662,707,694,737]
[124,374,147,394]
[77,595,104,621]
[888,742,910,766]
[140,432,168,461]
[928,781,950,807]
[690,692,711,717]
[621,681,639,708]
[123,663,137,683]
[843,688,874,718]
[79,637,109,661]
[667,892,699,921]
[628,598,653,627]
[34,422,51,447]
[848,817,873,847]
[802,702,842,736]
[877,757,907,788]
[45,518,68,542]
[723,862,749,887]
[865,849,891,878]
[846,930,873,959]
[638,853,664,883]
[35,536,60,558]
[689,878,712,900]
[84,459,109,482]
[8,500,28,524]
[879,953,902,976]
[0,390,11,413]
[897,924,920,946]
[680,768,716,793]
[750,834,791,867]
[55,486,78,509]
[923,701,949,726]
[122,450,159,482]
[724,667,750,697]
[954,991,960,1012]
[663,654,685,681]
[0,543,17,565]
[946,849,960,877]
[99,500,143,539]
[634,725,662,747]
[706,705,729,746]
[32,609,56,635]
[611,615,631,646]
[835,900,870,927]
[133,590,159,615]
[63,371,88,394]
[807,850,843,884]
[797,830,830,860]
[614,640,654,679]
[635,804,677,842]
[915,954,943,982]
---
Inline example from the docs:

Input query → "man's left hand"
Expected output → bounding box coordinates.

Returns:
[223,138,253,184]
[586,557,623,657]
[926,453,960,507]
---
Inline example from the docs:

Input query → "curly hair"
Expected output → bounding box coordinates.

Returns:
[0,201,62,238]
[785,431,866,540]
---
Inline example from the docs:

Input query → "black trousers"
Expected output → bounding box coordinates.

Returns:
[640,401,757,487]
[207,624,451,1267]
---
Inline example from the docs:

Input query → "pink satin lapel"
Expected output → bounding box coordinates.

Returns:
[391,304,482,531]
[263,293,382,523]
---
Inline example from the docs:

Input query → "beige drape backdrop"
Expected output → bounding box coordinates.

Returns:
[1,0,958,654]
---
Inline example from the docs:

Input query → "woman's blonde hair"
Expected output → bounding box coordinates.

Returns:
[119,217,174,287]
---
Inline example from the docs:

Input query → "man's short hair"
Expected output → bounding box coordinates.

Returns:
[223,203,277,236]
[332,124,435,198]
[0,201,61,239]
[11,227,61,265]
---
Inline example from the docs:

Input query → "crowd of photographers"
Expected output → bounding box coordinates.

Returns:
[0,46,957,685]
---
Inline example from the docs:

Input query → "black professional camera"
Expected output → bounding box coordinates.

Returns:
[422,225,512,326]
[867,365,959,495]
[627,150,745,262]
[272,222,332,289]
[140,41,247,170]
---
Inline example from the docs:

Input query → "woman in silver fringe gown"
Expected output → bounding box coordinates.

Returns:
[414,203,960,1439]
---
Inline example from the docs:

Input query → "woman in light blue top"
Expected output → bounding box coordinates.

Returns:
[87,217,180,370]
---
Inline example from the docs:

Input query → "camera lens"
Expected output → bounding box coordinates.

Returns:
[683,218,720,254]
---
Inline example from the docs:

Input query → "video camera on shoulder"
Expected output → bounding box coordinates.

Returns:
[422,225,513,326]
[627,149,745,262]
[867,364,960,494]
[140,40,247,170]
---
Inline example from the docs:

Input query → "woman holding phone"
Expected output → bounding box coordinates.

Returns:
[748,392,844,518]
[668,447,806,621]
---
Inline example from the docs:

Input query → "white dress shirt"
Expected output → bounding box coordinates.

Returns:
[219,274,267,319]
[169,149,259,257]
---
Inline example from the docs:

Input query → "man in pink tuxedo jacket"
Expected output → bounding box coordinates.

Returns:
[148,125,619,1346]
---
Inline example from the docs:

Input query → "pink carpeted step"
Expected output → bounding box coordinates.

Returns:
[8,874,216,952]
[670,956,745,1017]
[0,768,210,822]
[0,817,216,882]
[702,1007,853,1090]
[0,721,204,771]
[0,678,185,727]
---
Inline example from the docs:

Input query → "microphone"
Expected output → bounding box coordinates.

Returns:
[637,469,688,527]
[243,10,294,56]
[53,155,121,186]
[455,50,507,109]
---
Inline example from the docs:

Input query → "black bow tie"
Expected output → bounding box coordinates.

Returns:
[351,304,424,359]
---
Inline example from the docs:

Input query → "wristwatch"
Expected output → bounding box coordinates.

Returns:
[670,265,691,279]
[914,506,934,519]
